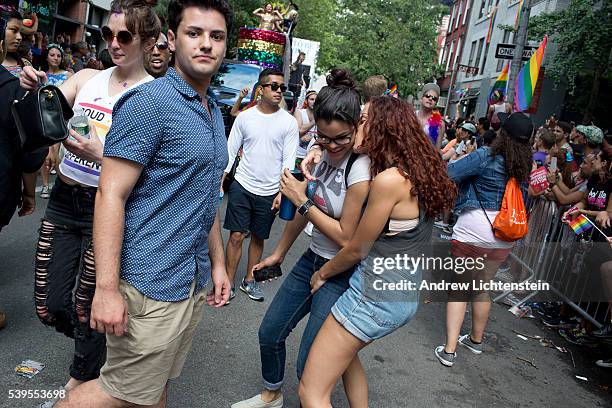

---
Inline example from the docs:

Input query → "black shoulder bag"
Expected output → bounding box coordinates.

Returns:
[11,85,73,153]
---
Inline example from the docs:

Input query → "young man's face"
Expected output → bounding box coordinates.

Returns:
[553,125,566,143]
[259,74,285,106]
[5,18,22,53]
[145,32,170,77]
[169,7,227,83]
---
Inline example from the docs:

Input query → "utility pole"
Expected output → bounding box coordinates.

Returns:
[507,0,533,107]
[444,59,458,117]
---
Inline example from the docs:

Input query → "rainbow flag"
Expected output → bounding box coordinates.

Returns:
[515,0,525,30]
[514,35,548,112]
[486,6,497,44]
[488,62,509,104]
[568,214,593,235]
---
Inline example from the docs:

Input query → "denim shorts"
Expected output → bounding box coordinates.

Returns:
[332,262,419,343]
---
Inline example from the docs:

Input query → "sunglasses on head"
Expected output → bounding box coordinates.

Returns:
[261,83,287,92]
[423,94,439,102]
[101,26,134,46]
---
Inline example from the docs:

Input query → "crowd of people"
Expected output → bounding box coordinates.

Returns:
[0,1,610,407]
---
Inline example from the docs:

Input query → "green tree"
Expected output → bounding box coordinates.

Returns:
[296,0,447,97]
[528,0,612,123]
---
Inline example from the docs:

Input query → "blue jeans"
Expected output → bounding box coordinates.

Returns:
[258,248,353,390]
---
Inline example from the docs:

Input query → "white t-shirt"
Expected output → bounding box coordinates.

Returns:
[297,109,317,158]
[309,151,371,259]
[225,106,299,196]
[59,67,153,187]
[452,208,514,249]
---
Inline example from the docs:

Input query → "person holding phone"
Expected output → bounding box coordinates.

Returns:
[231,69,370,408]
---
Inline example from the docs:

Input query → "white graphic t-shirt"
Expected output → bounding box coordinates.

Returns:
[59,67,153,187]
[309,151,371,259]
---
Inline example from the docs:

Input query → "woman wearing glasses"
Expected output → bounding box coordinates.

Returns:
[299,97,457,408]
[232,69,371,408]
[19,0,160,397]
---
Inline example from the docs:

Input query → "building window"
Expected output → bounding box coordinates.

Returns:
[478,0,487,19]
[445,43,452,71]
[474,38,484,72]
[467,40,477,77]
[455,0,463,29]
[481,43,490,74]
[496,30,513,71]
[462,0,471,25]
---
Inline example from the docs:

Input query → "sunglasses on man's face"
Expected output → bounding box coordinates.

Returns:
[261,83,287,93]
[423,94,439,102]
[101,26,134,46]
[154,41,168,50]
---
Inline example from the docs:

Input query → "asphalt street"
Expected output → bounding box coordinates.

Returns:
[0,188,611,407]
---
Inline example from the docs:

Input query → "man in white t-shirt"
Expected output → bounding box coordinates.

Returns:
[222,68,299,302]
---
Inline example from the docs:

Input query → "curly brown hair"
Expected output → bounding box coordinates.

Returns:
[364,97,457,218]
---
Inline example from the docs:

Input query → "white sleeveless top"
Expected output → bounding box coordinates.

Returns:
[59,67,154,187]
[297,109,317,159]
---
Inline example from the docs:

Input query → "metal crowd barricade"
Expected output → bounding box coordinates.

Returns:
[493,196,611,328]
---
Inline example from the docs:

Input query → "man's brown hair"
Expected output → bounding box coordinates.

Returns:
[363,75,387,102]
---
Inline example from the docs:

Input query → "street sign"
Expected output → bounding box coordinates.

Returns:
[457,64,479,75]
[495,43,538,61]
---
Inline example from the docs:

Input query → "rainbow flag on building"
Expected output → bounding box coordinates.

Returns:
[515,0,525,30]
[514,35,548,112]
[568,214,593,235]
[488,62,509,104]
[486,6,498,44]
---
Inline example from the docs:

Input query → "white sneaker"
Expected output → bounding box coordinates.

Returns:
[231,394,283,408]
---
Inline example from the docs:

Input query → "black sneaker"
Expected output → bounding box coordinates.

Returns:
[591,323,612,339]
[434,345,456,367]
[541,315,579,329]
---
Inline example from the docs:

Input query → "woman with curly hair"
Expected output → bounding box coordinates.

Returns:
[299,96,457,407]
[434,112,533,368]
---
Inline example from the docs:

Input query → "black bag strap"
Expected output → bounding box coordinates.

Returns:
[470,180,495,231]
[344,152,360,189]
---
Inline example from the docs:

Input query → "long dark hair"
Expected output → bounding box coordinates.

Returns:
[490,129,533,182]
[365,96,457,218]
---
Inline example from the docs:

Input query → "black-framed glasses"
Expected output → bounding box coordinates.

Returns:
[261,83,287,92]
[101,26,134,46]
[423,94,439,102]
[154,41,168,50]
[314,132,353,145]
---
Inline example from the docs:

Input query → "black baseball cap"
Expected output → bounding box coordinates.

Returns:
[498,112,534,143]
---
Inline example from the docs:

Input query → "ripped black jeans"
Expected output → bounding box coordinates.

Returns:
[34,176,105,381]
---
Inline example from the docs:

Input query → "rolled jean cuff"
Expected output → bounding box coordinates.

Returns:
[263,378,283,391]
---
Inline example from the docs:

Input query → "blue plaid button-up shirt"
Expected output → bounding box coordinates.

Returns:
[104,68,228,301]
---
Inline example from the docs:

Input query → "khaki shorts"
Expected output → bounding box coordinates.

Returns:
[98,280,206,406]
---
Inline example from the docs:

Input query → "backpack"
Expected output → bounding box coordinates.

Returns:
[344,152,360,189]
[472,177,528,242]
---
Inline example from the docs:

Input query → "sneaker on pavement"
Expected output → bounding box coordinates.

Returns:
[231,394,283,408]
[458,334,483,354]
[434,345,456,367]
[595,357,612,368]
[591,323,612,339]
[223,288,236,306]
[40,186,50,199]
[240,279,264,302]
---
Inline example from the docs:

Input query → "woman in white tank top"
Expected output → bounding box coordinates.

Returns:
[293,90,318,162]
[19,0,160,395]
